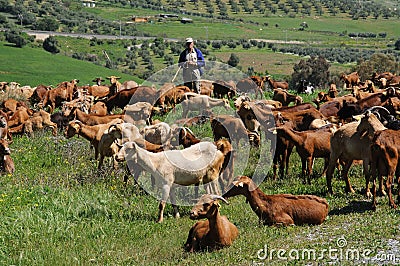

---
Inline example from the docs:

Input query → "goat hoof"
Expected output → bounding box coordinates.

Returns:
[379,190,387,196]
[175,213,180,219]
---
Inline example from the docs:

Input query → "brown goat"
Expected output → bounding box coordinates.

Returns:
[170,126,201,148]
[64,120,122,162]
[211,115,260,147]
[223,176,329,226]
[89,101,108,116]
[370,129,400,209]
[185,194,238,252]
[265,76,289,90]
[64,107,124,126]
[340,71,360,89]
[272,88,302,106]
[42,79,79,113]
[271,124,335,184]
[0,139,14,174]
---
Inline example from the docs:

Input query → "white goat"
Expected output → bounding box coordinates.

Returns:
[139,122,171,146]
[116,141,225,223]
[181,95,231,118]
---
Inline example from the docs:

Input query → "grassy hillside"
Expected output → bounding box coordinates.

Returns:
[0,42,142,86]
[85,5,400,44]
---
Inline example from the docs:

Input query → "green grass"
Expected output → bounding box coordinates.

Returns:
[0,42,142,86]
[84,4,400,45]
[1,116,399,265]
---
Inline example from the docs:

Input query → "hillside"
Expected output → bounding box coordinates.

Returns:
[0,42,141,86]
[1,0,400,83]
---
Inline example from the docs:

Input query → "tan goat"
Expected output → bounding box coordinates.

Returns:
[325,111,386,196]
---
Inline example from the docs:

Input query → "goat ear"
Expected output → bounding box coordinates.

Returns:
[233,181,243,187]
[72,123,80,130]
[352,114,364,121]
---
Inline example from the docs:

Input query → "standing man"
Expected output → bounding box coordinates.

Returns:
[178,37,205,94]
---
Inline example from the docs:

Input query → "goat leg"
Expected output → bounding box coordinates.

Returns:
[387,173,397,209]
[342,160,355,194]
[158,184,171,223]
[170,185,180,218]
[363,160,372,198]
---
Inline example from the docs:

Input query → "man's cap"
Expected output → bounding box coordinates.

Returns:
[185,37,194,43]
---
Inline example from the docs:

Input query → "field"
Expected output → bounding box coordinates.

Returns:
[1,1,400,264]
[1,119,400,265]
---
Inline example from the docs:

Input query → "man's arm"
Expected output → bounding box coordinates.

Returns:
[195,48,205,68]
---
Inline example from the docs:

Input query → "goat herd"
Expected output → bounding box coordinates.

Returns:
[1,70,400,252]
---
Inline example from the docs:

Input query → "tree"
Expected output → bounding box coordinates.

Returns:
[395,39,400,50]
[43,36,60,54]
[33,16,59,31]
[227,53,240,67]
[354,53,400,81]
[212,41,222,49]
[5,29,27,47]
[291,56,330,90]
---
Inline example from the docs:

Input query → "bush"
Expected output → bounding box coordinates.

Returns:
[43,36,60,54]
[395,39,400,51]
[211,41,222,49]
[242,42,251,49]
[227,53,239,67]
[33,16,59,31]
[5,30,27,47]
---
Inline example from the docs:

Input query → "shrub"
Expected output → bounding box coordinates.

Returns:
[227,53,240,67]
[33,16,59,31]
[5,29,27,47]
[43,36,60,54]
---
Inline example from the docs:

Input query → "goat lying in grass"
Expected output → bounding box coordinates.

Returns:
[223,176,329,226]
[184,194,238,252]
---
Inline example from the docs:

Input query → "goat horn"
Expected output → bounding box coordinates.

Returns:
[180,127,187,138]
[210,194,229,204]
[185,127,195,135]
[363,106,390,115]
[372,111,381,121]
